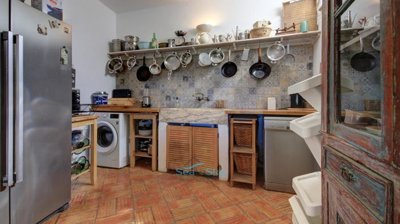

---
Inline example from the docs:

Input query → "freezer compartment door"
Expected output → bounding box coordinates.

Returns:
[10,1,72,224]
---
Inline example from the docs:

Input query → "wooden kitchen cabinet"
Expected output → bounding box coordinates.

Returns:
[322,0,400,223]
[166,125,218,175]
[166,125,193,170]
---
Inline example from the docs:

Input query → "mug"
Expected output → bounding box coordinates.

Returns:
[300,21,309,33]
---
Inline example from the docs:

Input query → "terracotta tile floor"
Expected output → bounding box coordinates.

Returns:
[44,162,293,224]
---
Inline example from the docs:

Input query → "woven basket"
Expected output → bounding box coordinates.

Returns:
[234,124,252,147]
[250,27,272,38]
[282,0,317,32]
[234,153,253,175]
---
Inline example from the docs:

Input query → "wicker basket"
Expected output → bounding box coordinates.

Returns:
[250,27,272,38]
[234,153,253,175]
[282,0,317,32]
[234,124,252,147]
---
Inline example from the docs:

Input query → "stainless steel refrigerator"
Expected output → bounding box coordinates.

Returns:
[1,1,72,223]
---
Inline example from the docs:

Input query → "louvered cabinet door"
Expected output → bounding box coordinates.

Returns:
[166,125,192,170]
[192,127,218,175]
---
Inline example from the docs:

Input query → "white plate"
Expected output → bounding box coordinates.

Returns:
[199,52,212,66]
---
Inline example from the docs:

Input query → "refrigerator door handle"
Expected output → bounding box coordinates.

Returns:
[14,34,23,184]
[1,31,14,189]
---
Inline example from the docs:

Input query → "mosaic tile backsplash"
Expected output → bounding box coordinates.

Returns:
[116,45,316,109]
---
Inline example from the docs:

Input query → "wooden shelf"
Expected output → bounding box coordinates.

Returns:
[108,31,320,57]
[71,169,90,180]
[72,115,97,185]
[130,113,158,171]
[71,145,91,154]
[135,135,152,139]
[340,26,380,51]
[231,173,253,184]
[232,146,254,154]
[135,151,152,158]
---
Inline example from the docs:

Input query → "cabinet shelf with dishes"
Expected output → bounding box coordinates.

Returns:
[107,31,320,57]
[130,113,158,171]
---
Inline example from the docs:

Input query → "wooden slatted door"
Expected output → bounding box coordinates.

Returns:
[166,125,192,170]
[192,127,218,175]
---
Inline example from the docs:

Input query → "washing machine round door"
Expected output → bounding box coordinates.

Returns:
[97,121,118,154]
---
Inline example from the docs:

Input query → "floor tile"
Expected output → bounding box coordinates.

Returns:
[45,164,294,224]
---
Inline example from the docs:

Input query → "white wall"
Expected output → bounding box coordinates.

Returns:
[116,0,283,42]
[63,0,117,104]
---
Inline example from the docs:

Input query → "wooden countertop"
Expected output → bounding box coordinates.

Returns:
[92,105,315,116]
[72,115,98,123]
[92,105,160,113]
[224,108,316,116]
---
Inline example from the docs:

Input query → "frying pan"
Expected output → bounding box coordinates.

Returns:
[221,49,237,77]
[249,48,271,80]
[136,56,151,82]
[350,37,377,72]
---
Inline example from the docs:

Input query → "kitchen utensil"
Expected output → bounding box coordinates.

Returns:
[164,52,181,80]
[196,32,213,44]
[209,48,225,66]
[213,35,219,43]
[241,48,250,61]
[106,57,123,74]
[350,37,377,72]
[199,52,212,66]
[371,33,380,51]
[149,56,161,75]
[138,41,150,49]
[180,50,193,67]
[218,35,226,43]
[300,20,309,33]
[168,39,176,48]
[238,32,245,40]
[221,49,237,78]
[158,42,168,48]
[267,42,286,64]
[112,89,132,98]
[124,35,139,50]
[126,56,137,70]
[136,56,152,82]
[249,48,271,80]
[283,43,295,65]
[110,39,122,52]
[91,91,108,105]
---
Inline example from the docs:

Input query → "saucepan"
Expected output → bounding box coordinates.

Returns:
[350,37,377,72]
[106,57,123,74]
[126,56,137,70]
[180,50,193,68]
[164,52,181,80]
[209,48,225,66]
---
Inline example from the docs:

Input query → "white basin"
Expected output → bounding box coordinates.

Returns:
[288,74,354,112]
[288,74,322,111]
[292,172,322,217]
[289,195,322,224]
[290,112,322,166]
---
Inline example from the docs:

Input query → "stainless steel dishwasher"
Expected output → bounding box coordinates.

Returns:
[264,117,319,193]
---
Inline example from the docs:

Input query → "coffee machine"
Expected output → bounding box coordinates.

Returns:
[142,87,151,108]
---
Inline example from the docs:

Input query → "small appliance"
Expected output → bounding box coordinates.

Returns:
[91,91,108,105]
[142,87,151,107]
[72,89,80,114]
[112,89,132,98]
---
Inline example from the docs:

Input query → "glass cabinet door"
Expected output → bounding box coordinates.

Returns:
[329,0,387,161]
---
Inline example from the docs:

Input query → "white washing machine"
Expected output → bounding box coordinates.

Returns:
[96,113,129,168]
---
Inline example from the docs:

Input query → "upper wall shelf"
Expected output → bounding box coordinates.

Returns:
[108,31,320,57]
